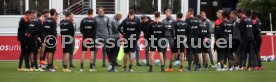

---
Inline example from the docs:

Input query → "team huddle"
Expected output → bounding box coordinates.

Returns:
[17,7,263,73]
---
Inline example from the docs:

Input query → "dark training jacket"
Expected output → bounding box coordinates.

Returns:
[198,19,211,39]
[219,20,234,40]
[185,17,201,40]
[80,17,97,38]
[232,18,241,41]
[239,16,254,40]
[43,17,57,37]
[172,20,189,41]
[141,17,152,39]
[118,17,141,38]
[148,21,165,39]
[60,19,75,44]
[253,18,262,39]
[17,16,29,41]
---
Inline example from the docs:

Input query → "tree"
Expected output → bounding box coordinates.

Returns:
[238,0,276,31]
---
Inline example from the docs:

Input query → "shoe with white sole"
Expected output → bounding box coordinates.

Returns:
[62,69,71,72]
[80,69,85,72]
[229,67,234,71]
[89,69,96,72]
[128,69,134,72]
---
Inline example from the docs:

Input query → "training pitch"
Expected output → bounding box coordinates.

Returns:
[0,61,275,82]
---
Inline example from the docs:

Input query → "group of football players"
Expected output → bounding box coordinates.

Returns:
[16,7,263,72]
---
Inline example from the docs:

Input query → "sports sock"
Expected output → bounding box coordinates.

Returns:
[123,66,127,70]
[221,63,224,69]
[161,65,165,69]
[129,64,133,69]
[169,64,172,69]
[179,65,183,69]
[90,63,93,69]
[149,65,153,70]
[63,65,67,69]
[80,63,84,69]
[31,62,34,68]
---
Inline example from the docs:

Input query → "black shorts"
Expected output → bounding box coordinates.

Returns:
[186,39,198,55]
[254,37,262,54]
[61,36,74,53]
[44,35,57,53]
[37,41,42,49]
[123,39,137,53]
[198,40,209,53]
[82,38,96,51]
[26,37,38,54]
[149,39,166,52]
[63,44,73,53]
[171,40,186,53]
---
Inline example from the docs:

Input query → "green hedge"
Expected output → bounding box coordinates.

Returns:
[238,0,276,31]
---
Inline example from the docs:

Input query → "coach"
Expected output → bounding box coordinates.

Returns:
[93,7,110,67]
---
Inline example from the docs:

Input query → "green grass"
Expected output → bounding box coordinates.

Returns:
[0,61,275,82]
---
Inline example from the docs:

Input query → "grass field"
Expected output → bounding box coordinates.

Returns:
[0,61,275,82]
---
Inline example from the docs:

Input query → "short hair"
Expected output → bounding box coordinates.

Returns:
[176,12,183,18]
[87,8,93,15]
[231,10,237,15]
[200,11,206,15]
[154,11,160,18]
[188,8,194,14]
[115,12,122,18]
[42,9,49,14]
[98,7,104,11]
[217,9,223,14]
[129,9,135,15]
[141,15,147,20]
[237,9,245,14]
[50,9,57,16]
[165,9,172,13]
[37,12,42,18]
[222,11,230,19]
[65,11,72,17]
[245,10,251,17]
[30,10,37,14]
[252,11,258,17]
[25,10,32,15]
[252,11,258,18]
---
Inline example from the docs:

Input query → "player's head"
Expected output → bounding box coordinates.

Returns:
[87,8,93,16]
[115,12,123,20]
[65,11,74,21]
[245,10,251,17]
[251,11,258,19]
[42,9,50,18]
[37,12,46,21]
[200,11,206,19]
[165,9,172,18]
[222,11,230,20]
[98,7,105,16]
[50,8,57,17]
[25,10,32,19]
[187,8,194,17]
[30,10,37,19]
[141,15,149,23]
[154,11,161,19]
[230,10,237,19]
[216,9,223,19]
[37,12,42,18]
[128,9,135,19]
[237,9,245,17]
[176,12,183,19]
